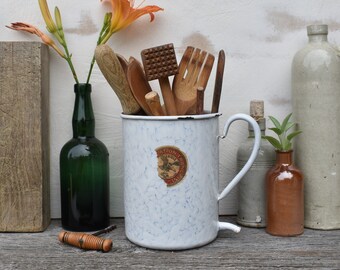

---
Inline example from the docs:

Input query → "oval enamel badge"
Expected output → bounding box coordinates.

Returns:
[155,146,188,187]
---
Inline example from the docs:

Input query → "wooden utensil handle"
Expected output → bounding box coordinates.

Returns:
[145,91,165,116]
[95,45,141,115]
[196,87,205,114]
[158,77,177,115]
[58,231,112,252]
[211,50,225,113]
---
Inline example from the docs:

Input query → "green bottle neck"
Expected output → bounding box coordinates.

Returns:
[72,83,95,138]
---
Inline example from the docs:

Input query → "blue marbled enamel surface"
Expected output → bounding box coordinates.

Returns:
[122,114,220,250]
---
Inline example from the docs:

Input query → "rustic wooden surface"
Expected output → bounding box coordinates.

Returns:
[0,216,339,269]
[0,42,50,232]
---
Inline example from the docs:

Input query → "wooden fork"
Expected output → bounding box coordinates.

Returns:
[173,46,215,115]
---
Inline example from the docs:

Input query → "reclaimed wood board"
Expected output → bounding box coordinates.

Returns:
[0,217,339,269]
[0,42,50,232]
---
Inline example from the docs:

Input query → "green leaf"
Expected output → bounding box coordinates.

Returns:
[268,127,283,135]
[263,136,282,150]
[268,116,281,130]
[281,138,291,151]
[287,130,302,141]
[283,141,292,151]
[285,121,295,131]
[281,113,292,132]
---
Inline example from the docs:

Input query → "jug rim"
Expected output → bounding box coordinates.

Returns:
[120,112,222,121]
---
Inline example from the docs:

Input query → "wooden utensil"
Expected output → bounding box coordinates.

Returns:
[211,50,225,113]
[141,43,178,115]
[145,91,165,116]
[116,53,129,75]
[95,44,142,115]
[196,86,205,114]
[126,57,153,116]
[173,46,215,115]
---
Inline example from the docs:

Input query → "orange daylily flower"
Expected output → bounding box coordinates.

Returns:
[6,22,65,58]
[100,0,163,44]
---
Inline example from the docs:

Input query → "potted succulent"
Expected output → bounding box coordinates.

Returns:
[264,113,304,236]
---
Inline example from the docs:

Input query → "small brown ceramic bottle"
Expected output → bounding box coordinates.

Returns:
[266,150,304,236]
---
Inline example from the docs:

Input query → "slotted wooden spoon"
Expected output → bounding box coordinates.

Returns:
[173,46,215,115]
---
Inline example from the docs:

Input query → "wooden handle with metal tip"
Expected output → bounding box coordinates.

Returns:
[145,91,165,116]
[196,86,205,114]
[58,231,112,252]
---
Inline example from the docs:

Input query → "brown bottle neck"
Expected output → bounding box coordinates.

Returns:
[275,151,293,165]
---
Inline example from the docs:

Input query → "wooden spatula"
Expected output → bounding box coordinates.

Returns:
[141,43,178,115]
[173,46,215,115]
[95,44,142,115]
[126,57,153,116]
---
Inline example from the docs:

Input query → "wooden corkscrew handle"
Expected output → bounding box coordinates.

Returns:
[58,231,112,252]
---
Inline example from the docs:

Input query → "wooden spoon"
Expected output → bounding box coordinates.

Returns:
[126,57,153,116]
[95,44,142,115]
[116,53,129,75]
[173,46,215,115]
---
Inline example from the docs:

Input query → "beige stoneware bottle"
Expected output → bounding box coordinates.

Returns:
[292,24,340,230]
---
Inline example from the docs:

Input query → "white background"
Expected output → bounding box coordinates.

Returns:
[1,0,340,218]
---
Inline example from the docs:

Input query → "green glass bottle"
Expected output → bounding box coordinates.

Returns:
[60,83,110,231]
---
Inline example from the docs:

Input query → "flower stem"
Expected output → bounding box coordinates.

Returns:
[86,18,111,84]
[63,44,79,84]
[86,55,96,84]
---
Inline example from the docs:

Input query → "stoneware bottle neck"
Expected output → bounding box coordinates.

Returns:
[249,118,265,138]
[307,24,328,43]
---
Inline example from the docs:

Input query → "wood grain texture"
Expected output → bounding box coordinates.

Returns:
[196,86,205,114]
[211,50,225,113]
[173,47,214,115]
[95,44,142,115]
[126,57,153,116]
[145,91,165,116]
[0,41,50,232]
[141,44,178,115]
[0,217,339,269]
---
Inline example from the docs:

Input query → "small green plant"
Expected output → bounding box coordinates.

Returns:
[264,113,302,151]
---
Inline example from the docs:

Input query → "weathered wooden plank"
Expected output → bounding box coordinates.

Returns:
[0,217,339,269]
[0,41,50,232]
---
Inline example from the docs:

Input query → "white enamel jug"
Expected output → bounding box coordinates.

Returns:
[121,113,261,250]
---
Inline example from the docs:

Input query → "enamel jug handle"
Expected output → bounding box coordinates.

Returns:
[218,113,261,200]
[217,113,261,233]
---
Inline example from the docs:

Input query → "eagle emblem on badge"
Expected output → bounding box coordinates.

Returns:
[155,146,188,187]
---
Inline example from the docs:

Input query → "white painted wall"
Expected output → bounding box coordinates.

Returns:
[2,0,340,218]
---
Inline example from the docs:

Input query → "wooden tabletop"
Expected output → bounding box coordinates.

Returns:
[1,216,339,269]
